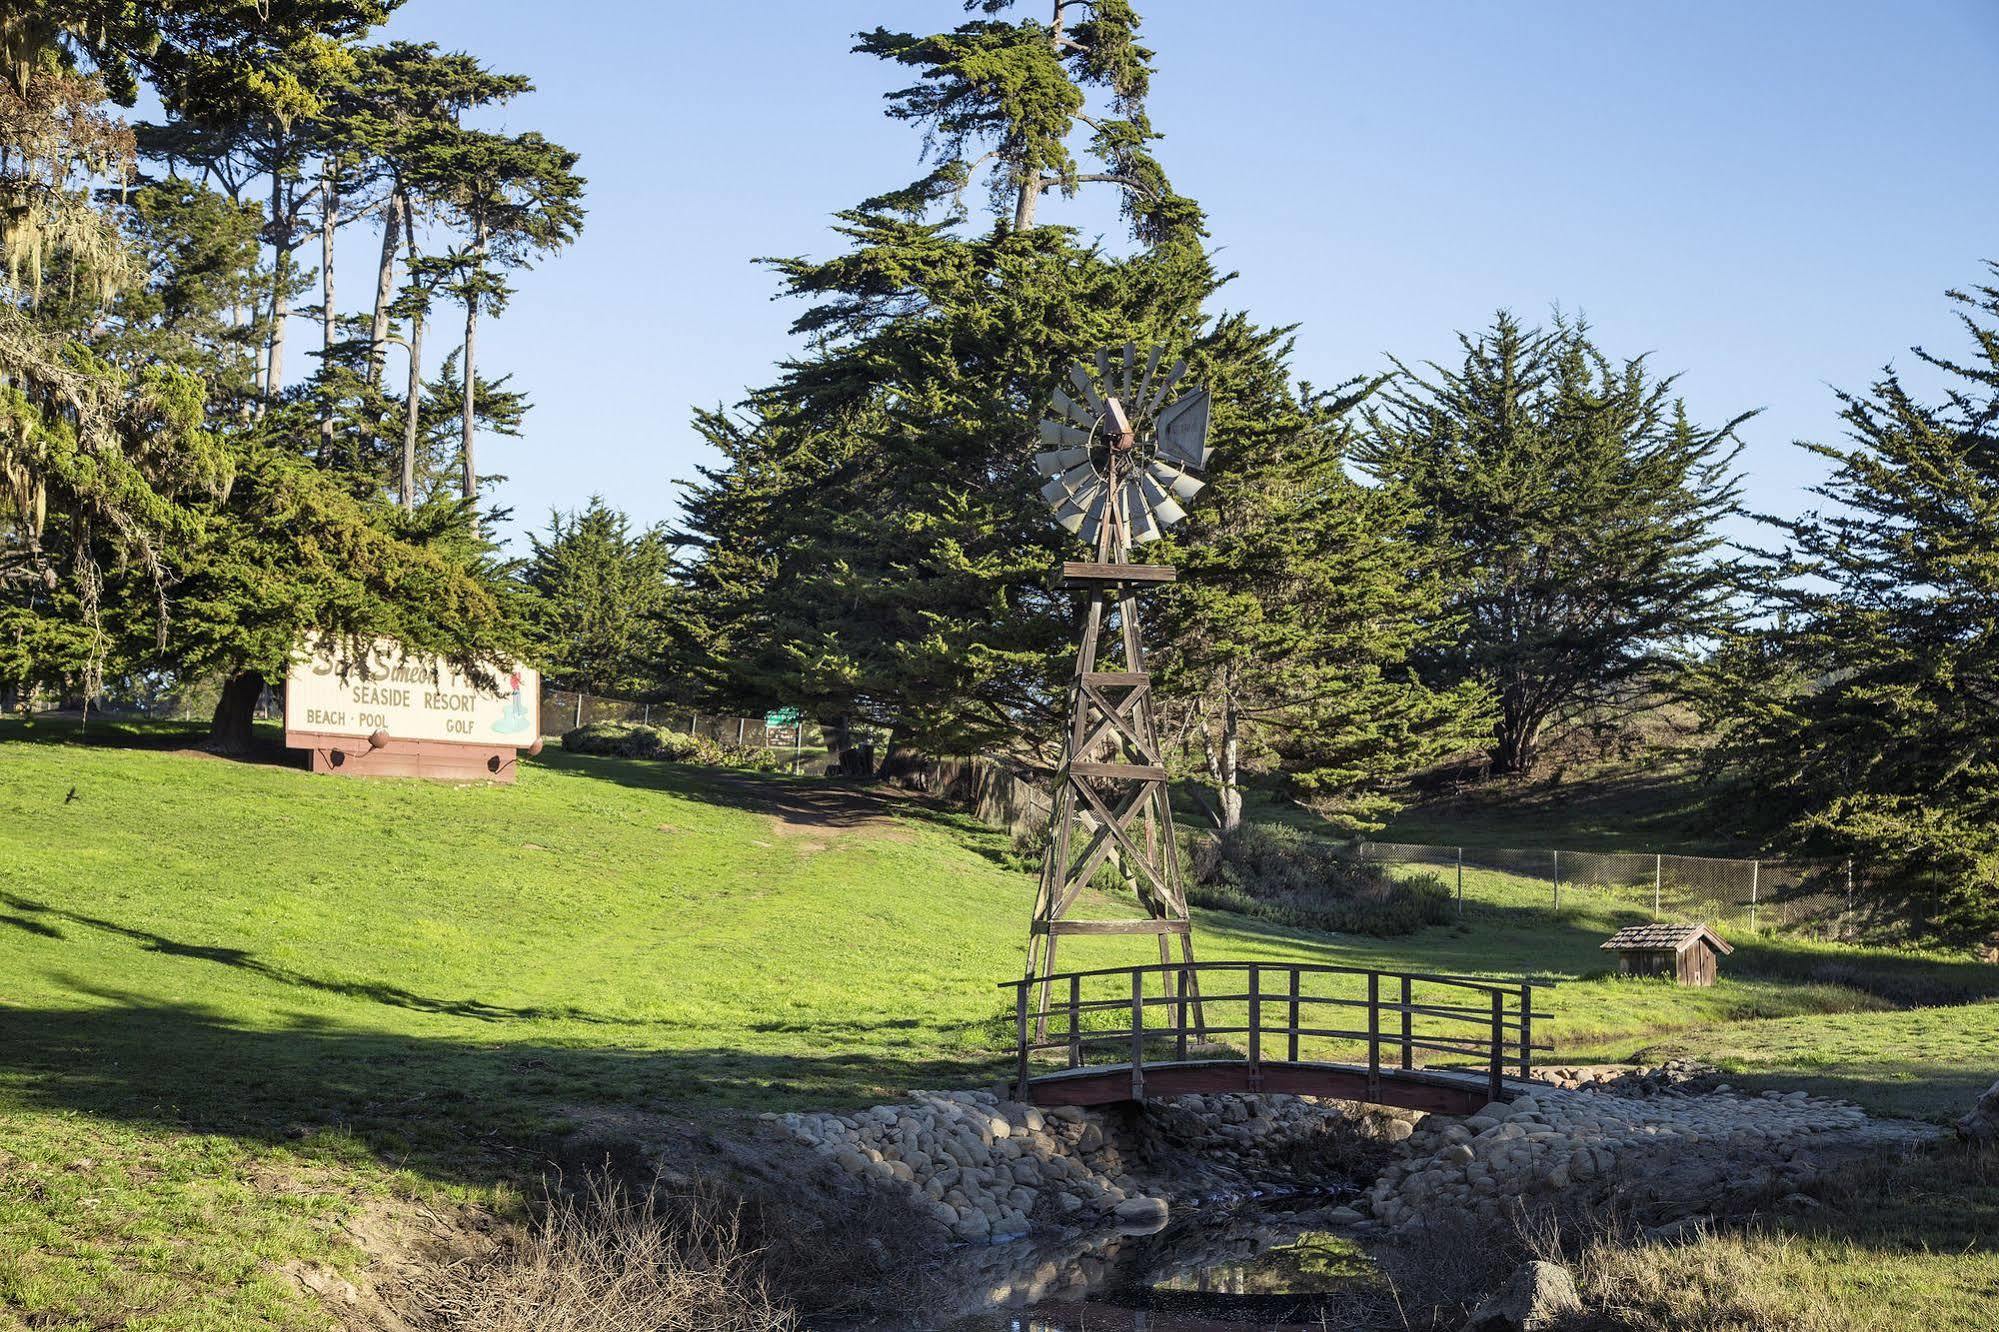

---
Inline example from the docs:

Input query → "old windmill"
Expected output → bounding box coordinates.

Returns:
[1025,344,1210,1035]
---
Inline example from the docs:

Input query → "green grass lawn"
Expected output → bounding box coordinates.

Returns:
[2,719,1995,1328]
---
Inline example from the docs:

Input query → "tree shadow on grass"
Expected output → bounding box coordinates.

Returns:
[0,716,296,767]
[0,993,1006,1192]
[0,890,662,1027]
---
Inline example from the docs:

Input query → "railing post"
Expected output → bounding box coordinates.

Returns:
[1654,853,1662,920]
[1400,975,1413,1070]
[1366,972,1381,1100]
[1456,846,1464,917]
[1175,968,1189,1062]
[1287,968,1301,1063]
[1247,965,1262,1090]
[1488,990,1504,1103]
[1130,970,1145,1101]
[1518,981,1533,1081]
[1750,859,1760,933]
[1552,849,1561,911]
[1067,974,1082,1069]
[1014,983,1030,1102]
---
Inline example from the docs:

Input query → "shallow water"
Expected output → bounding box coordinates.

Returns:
[922,1195,1383,1331]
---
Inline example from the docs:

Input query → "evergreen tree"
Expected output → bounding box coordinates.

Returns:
[1152,316,1491,831]
[522,499,687,700]
[681,0,1211,752]
[1360,313,1748,775]
[1701,272,1999,942]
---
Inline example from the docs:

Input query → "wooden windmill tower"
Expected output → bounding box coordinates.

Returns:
[1025,345,1211,1035]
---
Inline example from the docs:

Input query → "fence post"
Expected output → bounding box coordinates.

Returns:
[1014,984,1030,1102]
[643,703,650,726]
[573,692,583,729]
[1654,854,1662,920]
[1130,971,1146,1100]
[1456,846,1464,918]
[1247,965,1262,1089]
[1366,971,1380,1100]
[1400,975,1413,1071]
[737,717,746,746]
[1750,859,1760,933]
[1488,991,1504,1103]
[1552,849,1561,912]
[1518,981,1533,1081]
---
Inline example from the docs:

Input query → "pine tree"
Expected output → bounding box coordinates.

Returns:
[1701,271,1999,942]
[680,0,1212,751]
[523,499,687,700]
[1152,316,1491,831]
[1360,313,1748,775]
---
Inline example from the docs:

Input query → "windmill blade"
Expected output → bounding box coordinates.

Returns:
[1140,357,1187,419]
[1079,510,1103,549]
[1126,482,1162,544]
[1052,482,1105,535]
[1039,460,1099,506]
[1033,445,1091,477]
[1038,418,1091,449]
[1068,362,1105,414]
[1147,458,1205,501]
[1156,387,1211,468]
[1131,345,1166,421]
[1050,387,1095,428]
[1120,343,1138,399]
[1135,473,1190,532]
[1093,348,1113,391]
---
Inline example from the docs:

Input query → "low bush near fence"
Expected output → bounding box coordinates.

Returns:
[1190,823,1454,936]
[561,723,789,773]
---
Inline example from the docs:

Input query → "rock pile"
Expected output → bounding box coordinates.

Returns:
[778,1090,1158,1242]
[1534,1059,1716,1095]
[777,1089,1386,1244]
[1368,1085,1871,1230]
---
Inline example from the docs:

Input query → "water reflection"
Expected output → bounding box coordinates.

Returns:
[928,1196,1383,1331]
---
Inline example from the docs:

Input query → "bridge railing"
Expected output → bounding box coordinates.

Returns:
[999,962,1554,1104]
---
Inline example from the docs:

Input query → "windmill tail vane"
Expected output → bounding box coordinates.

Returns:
[1022,342,1214,1042]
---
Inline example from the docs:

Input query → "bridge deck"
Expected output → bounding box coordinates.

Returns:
[1024,1057,1523,1114]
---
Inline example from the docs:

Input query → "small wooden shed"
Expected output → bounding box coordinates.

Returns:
[1600,923,1733,987]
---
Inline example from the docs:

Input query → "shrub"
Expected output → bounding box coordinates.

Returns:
[1188,822,1453,936]
[561,722,705,761]
[418,1174,796,1331]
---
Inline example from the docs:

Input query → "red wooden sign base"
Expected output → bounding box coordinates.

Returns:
[285,730,526,783]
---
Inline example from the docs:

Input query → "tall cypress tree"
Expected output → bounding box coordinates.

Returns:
[1360,313,1748,775]
[1152,316,1491,830]
[1702,272,1999,942]
[681,0,1213,752]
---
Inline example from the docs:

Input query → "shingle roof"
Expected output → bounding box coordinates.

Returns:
[1599,923,1734,955]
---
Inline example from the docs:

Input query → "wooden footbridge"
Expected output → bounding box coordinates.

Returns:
[1003,961,1552,1115]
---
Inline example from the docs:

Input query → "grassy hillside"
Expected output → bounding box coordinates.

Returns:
[1,721,1996,1328]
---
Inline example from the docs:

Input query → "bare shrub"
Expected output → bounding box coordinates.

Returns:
[420,1174,796,1332]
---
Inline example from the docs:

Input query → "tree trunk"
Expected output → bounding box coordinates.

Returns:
[319,159,338,456]
[1218,693,1243,832]
[265,170,289,402]
[401,196,423,510]
[367,189,403,387]
[209,670,266,756]
[460,218,488,524]
[1491,709,1543,777]
[1009,0,1071,232]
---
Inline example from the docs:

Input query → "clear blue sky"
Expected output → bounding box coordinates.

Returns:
[375,0,1999,549]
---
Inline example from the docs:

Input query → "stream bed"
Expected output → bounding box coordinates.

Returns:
[921,1193,1388,1331]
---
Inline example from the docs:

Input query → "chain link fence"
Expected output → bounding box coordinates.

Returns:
[537,687,857,775]
[1353,839,1852,933]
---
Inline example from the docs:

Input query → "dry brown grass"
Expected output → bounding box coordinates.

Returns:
[415,1175,796,1332]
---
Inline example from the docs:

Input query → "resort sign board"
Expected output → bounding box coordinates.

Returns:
[283,635,540,780]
